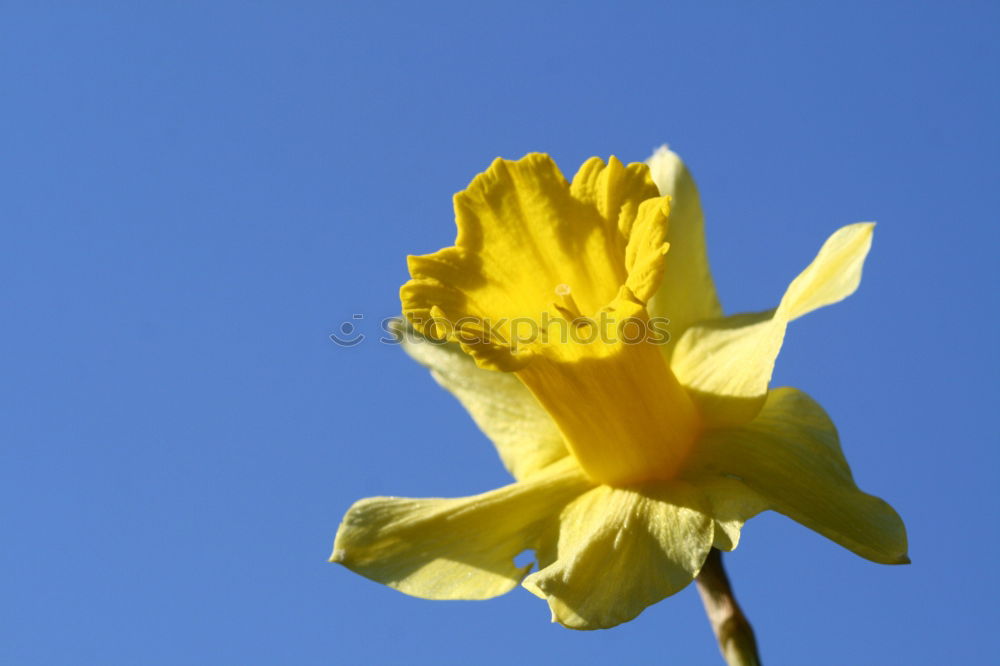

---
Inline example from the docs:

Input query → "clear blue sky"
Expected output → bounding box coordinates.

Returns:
[2,2,997,664]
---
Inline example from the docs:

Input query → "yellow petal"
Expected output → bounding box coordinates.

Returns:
[395,321,569,481]
[682,474,769,552]
[645,146,723,354]
[515,295,701,485]
[569,155,660,239]
[401,153,671,372]
[403,154,626,349]
[331,459,592,600]
[671,222,875,426]
[522,481,714,629]
[687,387,908,564]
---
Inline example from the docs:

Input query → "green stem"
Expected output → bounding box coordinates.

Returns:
[695,549,762,666]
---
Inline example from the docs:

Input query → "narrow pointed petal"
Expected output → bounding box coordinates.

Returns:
[332,460,591,600]
[687,387,908,564]
[671,223,874,426]
[396,321,569,481]
[522,482,714,629]
[645,146,723,352]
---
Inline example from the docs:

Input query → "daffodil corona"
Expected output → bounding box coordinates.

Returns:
[332,147,908,630]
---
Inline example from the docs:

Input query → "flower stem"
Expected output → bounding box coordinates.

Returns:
[695,549,762,666]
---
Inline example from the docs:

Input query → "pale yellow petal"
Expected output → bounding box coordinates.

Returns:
[332,459,591,600]
[684,475,769,552]
[671,223,875,426]
[686,387,908,564]
[522,481,714,629]
[395,321,569,481]
[645,146,723,353]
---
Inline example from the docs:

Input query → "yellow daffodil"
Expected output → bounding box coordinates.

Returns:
[331,147,908,630]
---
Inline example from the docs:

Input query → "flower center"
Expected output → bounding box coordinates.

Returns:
[401,153,702,485]
[517,289,701,484]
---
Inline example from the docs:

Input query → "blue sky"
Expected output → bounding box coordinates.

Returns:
[1,2,997,664]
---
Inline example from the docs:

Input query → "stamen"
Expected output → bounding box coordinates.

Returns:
[552,283,584,322]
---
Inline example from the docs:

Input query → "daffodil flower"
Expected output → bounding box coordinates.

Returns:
[331,147,908,630]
